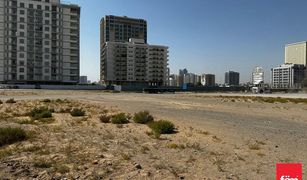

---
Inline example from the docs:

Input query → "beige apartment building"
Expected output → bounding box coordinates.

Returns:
[101,38,168,86]
[100,15,169,86]
[0,0,80,84]
[285,41,307,66]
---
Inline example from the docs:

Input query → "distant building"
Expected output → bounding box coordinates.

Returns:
[79,76,88,84]
[100,15,147,46]
[169,74,179,86]
[225,71,240,86]
[178,68,188,87]
[285,41,307,78]
[201,74,215,86]
[271,64,305,89]
[183,73,199,86]
[252,67,264,85]
[100,38,168,86]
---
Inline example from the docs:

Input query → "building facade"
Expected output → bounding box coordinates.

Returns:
[101,38,168,86]
[285,41,307,66]
[100,15,168,86]
[100,15,147,46]
[79,75,87,84]
[252,66,264,85]
[285,41,307,78]
[271,64,305,89]
[201,74,215,86]
[225,71,240,86]
[0,0,80,84]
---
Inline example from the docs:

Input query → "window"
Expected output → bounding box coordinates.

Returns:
[45,13,50,17]
[45,34,50,39]
[20,17,25,22]
[46,0,50,2]
[19,75,24,80]
[45,26,50,31]
[20,3,24,8]
[29,4,33,9]
[37,5,41,10]
[44,54,50,59]
[19,39,25,44]
[45,6,50,11]
[19,53,25,58]
[20,10,25,15]
[19,68,24,73]
[19,24,25,29]
[19,46,25,51]
[44,41,50,45]
[20,32,25,37]
[45,20,49,25]
[20,61,24,66]
[44,69,50,73]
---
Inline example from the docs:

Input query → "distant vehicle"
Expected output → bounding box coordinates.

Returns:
[251,82,271,94]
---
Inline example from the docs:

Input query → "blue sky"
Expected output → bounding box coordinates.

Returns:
[70,0,307,83]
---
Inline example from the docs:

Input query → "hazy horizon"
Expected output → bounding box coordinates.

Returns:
[71,0,307,83]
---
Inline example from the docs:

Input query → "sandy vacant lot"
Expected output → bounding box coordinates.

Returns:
[0,90,306,179]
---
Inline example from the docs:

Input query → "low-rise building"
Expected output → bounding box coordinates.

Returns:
[271,64,305,89]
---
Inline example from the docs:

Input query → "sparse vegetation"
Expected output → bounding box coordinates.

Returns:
[0,127,27,147]
[70,108,86,117]
[6,98,16,103]
[133,111,154,124]
[148,120,175,134]
[248,143,261,150]
[167,143,185,149]
[99,114,111,123]
[27,107,53,120]
[33,159,53,168]
[42,99,51,103]
[111,113,129,124]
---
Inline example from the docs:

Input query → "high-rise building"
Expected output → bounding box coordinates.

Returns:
[225,71,240,86]
[285,41,307,78]
[252,66,264,85]
[101,38,168,86]
[100,16,168,86]
[285,41,307,66]
[271,64,305,89]
[100,15,147,46]
[201,74,215,86]
[0,0,80,84]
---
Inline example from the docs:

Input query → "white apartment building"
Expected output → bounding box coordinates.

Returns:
[271,64,305,89]
[101,38,168,86]
[252,66,264,85]
[0,0,80,84]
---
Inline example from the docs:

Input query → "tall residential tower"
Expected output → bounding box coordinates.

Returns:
[0,0,80,84]
[100,15,168,86]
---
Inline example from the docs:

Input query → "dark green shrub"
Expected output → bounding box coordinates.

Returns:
[0,127,27,147]
[133,111,154,124]
[42,99,51,103]
[99,114,111,123]
[5,98,16,103]
[148,120,175,134]
[28,107,52,120]
[111,113,129,124]
[70,108,85,117]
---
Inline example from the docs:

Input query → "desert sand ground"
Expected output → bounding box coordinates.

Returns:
[0,90,306,179]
